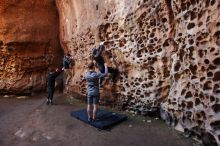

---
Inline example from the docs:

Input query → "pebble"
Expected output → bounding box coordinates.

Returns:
[128,124,132,128]
[16,96,28,99]
[4,95,9,98]
[15,128,26,138]
[43,133,52,140]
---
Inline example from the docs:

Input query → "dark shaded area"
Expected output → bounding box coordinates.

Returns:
[71,108,127,130]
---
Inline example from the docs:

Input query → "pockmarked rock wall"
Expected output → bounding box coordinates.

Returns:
[56,0,220,144]
[0,0,63,94]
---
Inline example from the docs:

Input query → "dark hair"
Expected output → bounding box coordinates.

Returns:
[87,62,95,70]
[92,48,97,56]
[48,67,55,72]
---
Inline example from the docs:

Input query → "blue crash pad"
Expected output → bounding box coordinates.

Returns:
[71,108,127,130]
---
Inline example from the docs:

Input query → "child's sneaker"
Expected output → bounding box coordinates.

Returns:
[46,100,50,105]
[50,100,53,105]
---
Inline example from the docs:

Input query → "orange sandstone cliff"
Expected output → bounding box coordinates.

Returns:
[0,0,63,94]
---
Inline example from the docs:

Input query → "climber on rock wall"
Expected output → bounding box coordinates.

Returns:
[92,42,119,86]
[63,53,74,86]
[46,67,64,105]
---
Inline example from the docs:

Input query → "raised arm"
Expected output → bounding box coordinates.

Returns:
[54,68,64,78]
[97,63,108,78]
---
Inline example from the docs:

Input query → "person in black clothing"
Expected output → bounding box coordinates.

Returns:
[92,42,119,86]
[92,43,105,73]
[47,67,64,105]
[63,54,73,69]
[63,53,74,85]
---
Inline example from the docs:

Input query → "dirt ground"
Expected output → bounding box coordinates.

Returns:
[0,93,199,146]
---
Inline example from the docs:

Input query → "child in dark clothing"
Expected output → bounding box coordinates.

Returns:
[63,53,74,85]
[92,44,105,73]
[46,67,64,105]
[63,54,73,69]
[92,42,118,85]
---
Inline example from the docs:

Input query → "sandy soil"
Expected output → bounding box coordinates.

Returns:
[0,93,197,146]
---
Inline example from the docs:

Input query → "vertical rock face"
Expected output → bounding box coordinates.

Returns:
[57,0,220,144]
[0,0,63,94]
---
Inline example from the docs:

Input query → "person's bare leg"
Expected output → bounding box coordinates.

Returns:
[65,74,70,85]
[64,70,70,85]
[93,104,97,120]
[87,104,92,119]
